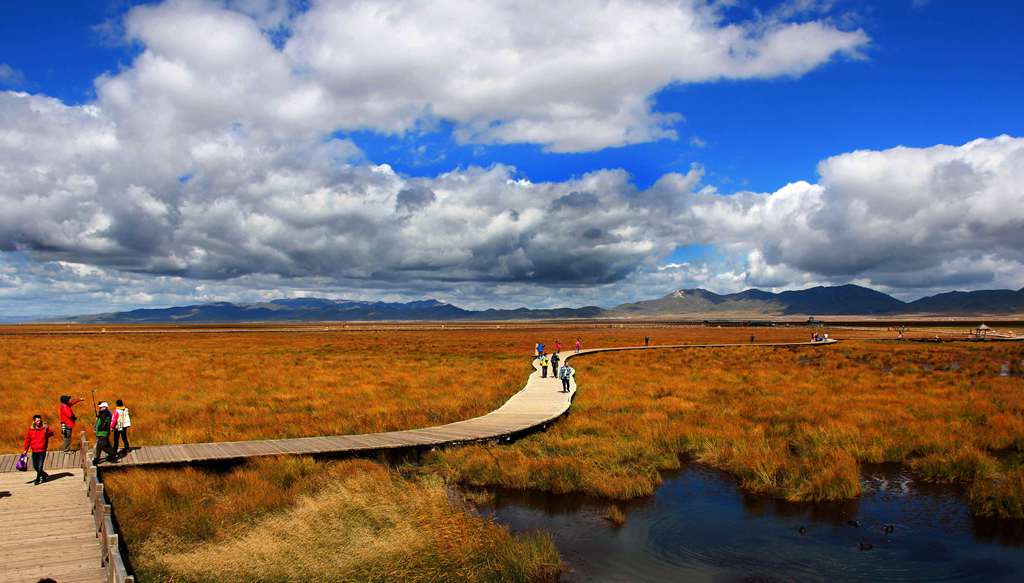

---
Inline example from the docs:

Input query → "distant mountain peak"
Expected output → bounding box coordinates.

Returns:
[42,284,1024,324]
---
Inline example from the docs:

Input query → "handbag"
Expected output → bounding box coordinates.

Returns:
[15,453,28,472]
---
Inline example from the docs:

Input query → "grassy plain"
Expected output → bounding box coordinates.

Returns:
[425,338,1024,517]
[103,457,560,583]
[8,322,1024,581]
[0,324,812,451]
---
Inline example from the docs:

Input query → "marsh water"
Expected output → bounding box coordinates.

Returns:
[484,464,1024,582]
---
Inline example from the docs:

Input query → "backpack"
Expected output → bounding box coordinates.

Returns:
[95,409,112,436]
[560,366,571,379]
[117,408,132,430]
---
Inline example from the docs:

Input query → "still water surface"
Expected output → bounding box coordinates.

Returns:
[486,464,1024,582]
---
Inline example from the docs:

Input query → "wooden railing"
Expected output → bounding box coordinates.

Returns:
[80,431,135,583]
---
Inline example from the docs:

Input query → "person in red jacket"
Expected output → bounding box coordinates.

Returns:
[23,415,54,485]
[59,395,84,452]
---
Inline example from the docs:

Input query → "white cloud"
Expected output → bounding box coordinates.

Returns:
[685,136,1024,294]
[96,0,867,152]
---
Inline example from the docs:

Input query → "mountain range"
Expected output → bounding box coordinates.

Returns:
[33,284,1024,323]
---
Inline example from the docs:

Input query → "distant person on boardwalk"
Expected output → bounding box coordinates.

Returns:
[23,415,54,485]
[750,334,755,344]
[536,342,544,357]
[551,352,560,378]
[540,353,550,378]
[92,402,118,465]
[644,336,649,346]
[559,363,575,393]
[554,339,562,353]
[113,399,132,458]
[58,395,84,452]
[575,338,581,353]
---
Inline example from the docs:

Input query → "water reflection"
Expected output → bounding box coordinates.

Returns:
[482,463,1024,582]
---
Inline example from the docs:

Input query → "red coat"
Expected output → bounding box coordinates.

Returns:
[23,426,54,453]
[60,398,83,429]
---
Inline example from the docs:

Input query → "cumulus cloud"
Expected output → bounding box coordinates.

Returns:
[684,136,1024,294]
[95,0,867,152]
[0,90,695,291]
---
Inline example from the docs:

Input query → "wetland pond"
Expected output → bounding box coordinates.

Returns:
[483,464,1024,582]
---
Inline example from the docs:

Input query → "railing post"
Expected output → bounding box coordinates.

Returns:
[94,483,105,532]
[80,430,89,475]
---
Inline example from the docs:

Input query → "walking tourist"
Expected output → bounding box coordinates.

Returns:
[559,363,575,393]
[92,402,118,465]
[750,334,755,344]
[59,394,84,452]
[536,342,544,357]
[551,352,560,377]
[540,353,550,378]
[23,415,54,485]
[113,399,132,458]
[575,338,581,353]
[644,336,649,346]
[554,339,562,353]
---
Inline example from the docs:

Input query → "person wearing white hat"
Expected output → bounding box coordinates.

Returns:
[92,401,118,465]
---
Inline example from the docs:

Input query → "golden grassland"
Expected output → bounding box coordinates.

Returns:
[49,323,1021,581]
[104,457,560,583]
[1,324,817,452]
[425,339,1024,517]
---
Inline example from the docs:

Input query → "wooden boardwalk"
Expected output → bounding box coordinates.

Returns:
[0,340,835,471]
[0,468,106,583]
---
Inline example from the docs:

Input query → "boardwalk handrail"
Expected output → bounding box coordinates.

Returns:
[80,431,136,583]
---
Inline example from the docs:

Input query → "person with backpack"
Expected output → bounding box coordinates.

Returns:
[113,399,132,458]
[22,415,54,485]
[58,395,84,452]
[539,353,550,378]
[559,363,575,393]
[92,402,118,465]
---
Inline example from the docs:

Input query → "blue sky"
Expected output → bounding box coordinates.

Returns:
[0,0,1022,316]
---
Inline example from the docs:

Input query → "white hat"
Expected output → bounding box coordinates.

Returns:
[98,401,109,408]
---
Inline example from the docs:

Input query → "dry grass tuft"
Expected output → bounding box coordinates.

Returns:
[106,458,560,583]
[970,468,1024,519]
[605,505,626,526]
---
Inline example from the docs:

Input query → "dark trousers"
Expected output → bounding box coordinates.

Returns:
[93,435,117,464]
[61,425,73,452]
[113,428,131,454]
[561,378,571,392]
[31,451,47,483]
[542,366,548,378]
